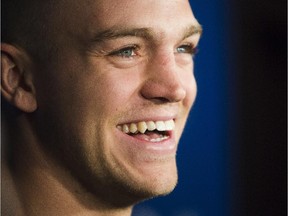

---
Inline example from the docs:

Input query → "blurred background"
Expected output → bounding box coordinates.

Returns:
[133,0,286,216]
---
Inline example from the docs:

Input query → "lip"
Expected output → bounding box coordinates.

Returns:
[115,126,177,157]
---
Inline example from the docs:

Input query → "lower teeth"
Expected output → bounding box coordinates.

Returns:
[144,135,169,142]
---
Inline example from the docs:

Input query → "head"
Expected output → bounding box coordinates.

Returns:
[1,0,201,208]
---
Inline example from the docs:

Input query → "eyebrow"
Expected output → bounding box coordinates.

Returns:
[91,28,154,42]
[91,24,203,42]
[182,25,203,40]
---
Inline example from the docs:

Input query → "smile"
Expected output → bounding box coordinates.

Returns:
[117,119,175,143]
[117,119,175,134]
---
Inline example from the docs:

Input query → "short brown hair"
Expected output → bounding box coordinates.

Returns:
[2,0,57,60]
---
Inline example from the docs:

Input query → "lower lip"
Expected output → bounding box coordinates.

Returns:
[115,129,177,156]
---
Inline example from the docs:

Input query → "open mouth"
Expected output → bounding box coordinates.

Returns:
[117,120,175,142]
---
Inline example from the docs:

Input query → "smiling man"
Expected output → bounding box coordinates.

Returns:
[1,0,202,215]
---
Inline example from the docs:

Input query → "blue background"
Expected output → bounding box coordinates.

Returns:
[133,1,236,215]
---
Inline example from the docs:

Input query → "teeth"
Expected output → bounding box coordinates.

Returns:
[118,119,175,134]
[137,121,148,134]
[122,124,129,133]
[165,119,175,130]
[147,121,156,131]
[129,123,138,134]
[155,121,166,131]
[149,135,169,142]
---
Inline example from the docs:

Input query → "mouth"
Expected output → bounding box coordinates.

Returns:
[117,119,175,143]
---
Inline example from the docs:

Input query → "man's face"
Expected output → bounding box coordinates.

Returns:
[33,0,201,205]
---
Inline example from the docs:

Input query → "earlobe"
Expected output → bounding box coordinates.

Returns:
[1,43,37,113]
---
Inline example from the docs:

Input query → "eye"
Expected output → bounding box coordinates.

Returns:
[176,44,198,56]
[109,45,139,58]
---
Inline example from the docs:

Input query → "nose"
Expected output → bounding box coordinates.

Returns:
[140,52,187,103]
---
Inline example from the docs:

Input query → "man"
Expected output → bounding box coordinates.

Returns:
[1,0,202,215]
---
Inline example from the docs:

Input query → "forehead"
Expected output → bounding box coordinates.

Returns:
[55,0,199,39]
[91,0,196,25]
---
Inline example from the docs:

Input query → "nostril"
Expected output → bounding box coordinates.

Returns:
[149,97,170,104]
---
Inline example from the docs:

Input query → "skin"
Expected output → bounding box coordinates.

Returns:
[1,0,201,215]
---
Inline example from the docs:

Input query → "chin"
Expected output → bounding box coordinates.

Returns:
[128,176,178,206]
[142,177,178,198]
[94,160,178,207]
[124,162,179,202]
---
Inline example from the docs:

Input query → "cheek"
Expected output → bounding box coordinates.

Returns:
[86,65,143,115]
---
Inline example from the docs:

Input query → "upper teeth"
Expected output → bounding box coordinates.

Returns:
[117,120,175,134]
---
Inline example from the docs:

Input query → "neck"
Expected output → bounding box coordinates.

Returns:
[3,118,133,216]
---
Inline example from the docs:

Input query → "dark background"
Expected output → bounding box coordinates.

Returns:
[231,1,286,215]
[133,1,287,215]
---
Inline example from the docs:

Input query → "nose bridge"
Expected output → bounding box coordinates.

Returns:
[141,50,186,102]
[156,52,182,87]
[158,51,175,69]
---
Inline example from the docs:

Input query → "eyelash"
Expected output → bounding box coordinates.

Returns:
[107,43,199,59]
[176,44,199,56]
[108,45,139,58]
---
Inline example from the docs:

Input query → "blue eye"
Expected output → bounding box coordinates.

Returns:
[109,45,138,58]
[177,44,198,56]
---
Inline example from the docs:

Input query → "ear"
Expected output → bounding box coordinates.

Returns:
[1,43,37,113]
